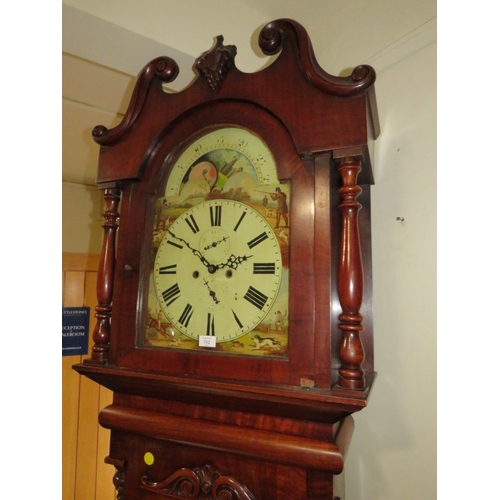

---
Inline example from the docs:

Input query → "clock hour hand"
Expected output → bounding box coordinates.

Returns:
[167,230,211,268]
[216,254,253,271]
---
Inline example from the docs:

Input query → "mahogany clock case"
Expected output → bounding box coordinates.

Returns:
[74,19,379,426]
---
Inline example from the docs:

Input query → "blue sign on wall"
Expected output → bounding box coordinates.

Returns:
[62,307,90,356]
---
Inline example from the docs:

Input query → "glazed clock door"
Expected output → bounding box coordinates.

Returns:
[101,98,321,390]
[143,127,290,358]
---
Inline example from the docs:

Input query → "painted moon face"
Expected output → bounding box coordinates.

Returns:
[189,161,218,187]
[163,127,280,197]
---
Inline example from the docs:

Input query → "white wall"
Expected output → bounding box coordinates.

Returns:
[62,55,127,253]
[345,41,437,500]
[62,182,103,254]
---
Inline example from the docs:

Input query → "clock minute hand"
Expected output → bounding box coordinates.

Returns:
[167,230,211,268]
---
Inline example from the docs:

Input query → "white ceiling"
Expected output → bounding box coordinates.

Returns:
[62,0,436,185]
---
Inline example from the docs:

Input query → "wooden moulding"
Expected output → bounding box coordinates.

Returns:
[73,363,373,424]
[91,19,377,183]
[99,404,354,474]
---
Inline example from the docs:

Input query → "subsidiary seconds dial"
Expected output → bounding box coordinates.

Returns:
[153,200,282,342]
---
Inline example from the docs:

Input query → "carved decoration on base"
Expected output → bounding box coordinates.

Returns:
[141,464,256,499]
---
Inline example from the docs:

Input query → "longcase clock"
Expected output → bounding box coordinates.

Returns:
[74,19,380,500]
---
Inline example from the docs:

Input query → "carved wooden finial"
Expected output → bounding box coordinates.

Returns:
[195,35,237,91]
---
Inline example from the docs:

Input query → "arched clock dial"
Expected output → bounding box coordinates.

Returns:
[146,126,290,356]
[153,200,283,342]
[164,127,280,197]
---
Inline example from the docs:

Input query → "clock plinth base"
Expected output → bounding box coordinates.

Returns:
[98,393,356,500]
[74,360,374,498]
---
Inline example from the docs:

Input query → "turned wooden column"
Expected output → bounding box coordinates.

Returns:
[87,186,121,364]
[105,457,126,500]
[336,156,365,390]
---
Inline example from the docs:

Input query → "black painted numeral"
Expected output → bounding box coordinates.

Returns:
[210,205,222,226]
[158,264,177,274]
[166,240,183,249]
[178,303,194,328]
[247,232,268,249]
[253,263,276,274]
[243,286,268,310]
[185,214,200,234]
[233,211,247,232]
[232,310,243,329]
[162,283,181,306]
[206,313,215,336]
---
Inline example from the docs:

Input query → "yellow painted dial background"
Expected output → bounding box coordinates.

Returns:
[153,200,283,342]
[144,126,289,355]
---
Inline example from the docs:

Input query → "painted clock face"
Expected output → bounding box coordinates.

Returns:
[153,199,282,341]
[144,127,290,357]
